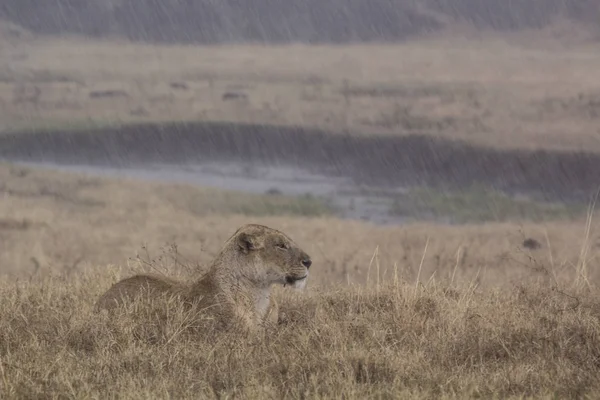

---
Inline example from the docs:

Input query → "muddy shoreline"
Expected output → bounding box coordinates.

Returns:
[1,121,599,202]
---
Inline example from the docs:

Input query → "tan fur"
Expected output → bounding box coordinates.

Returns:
[95,224,312,333]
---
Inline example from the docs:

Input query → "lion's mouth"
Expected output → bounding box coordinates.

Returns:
[285,274,308,285]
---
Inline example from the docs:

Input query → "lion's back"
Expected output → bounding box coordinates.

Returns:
[95,274,181,312]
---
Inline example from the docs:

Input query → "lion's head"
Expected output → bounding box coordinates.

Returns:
[227,224,312,288]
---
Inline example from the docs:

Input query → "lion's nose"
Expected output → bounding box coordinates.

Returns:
[302,259,312,269]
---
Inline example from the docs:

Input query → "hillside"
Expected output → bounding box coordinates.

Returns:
[1,0,599,44]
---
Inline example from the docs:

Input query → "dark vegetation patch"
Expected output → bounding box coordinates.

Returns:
[89,90,129,99]
[1,121,600,204]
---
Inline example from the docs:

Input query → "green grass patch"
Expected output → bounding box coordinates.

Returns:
[1,117,125,135]
[164,189,337,218]
[231,192,337,217]
[390,185,585,223]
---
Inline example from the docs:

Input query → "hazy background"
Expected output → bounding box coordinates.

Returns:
[2,0,599,44]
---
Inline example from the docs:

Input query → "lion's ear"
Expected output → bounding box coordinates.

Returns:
[237,232,263,253]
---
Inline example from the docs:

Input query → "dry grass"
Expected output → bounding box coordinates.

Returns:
[1,266,599,398]
[2,35,600,151]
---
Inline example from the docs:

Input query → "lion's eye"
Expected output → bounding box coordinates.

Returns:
[276,243,289,250]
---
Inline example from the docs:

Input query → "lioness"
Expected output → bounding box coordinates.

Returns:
[95,224,312,332]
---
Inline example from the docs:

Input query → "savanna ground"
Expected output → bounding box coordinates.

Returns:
[2,26,600,398]
[2,162,600,398]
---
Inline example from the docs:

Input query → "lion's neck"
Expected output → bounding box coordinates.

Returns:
[190,261,274,320]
